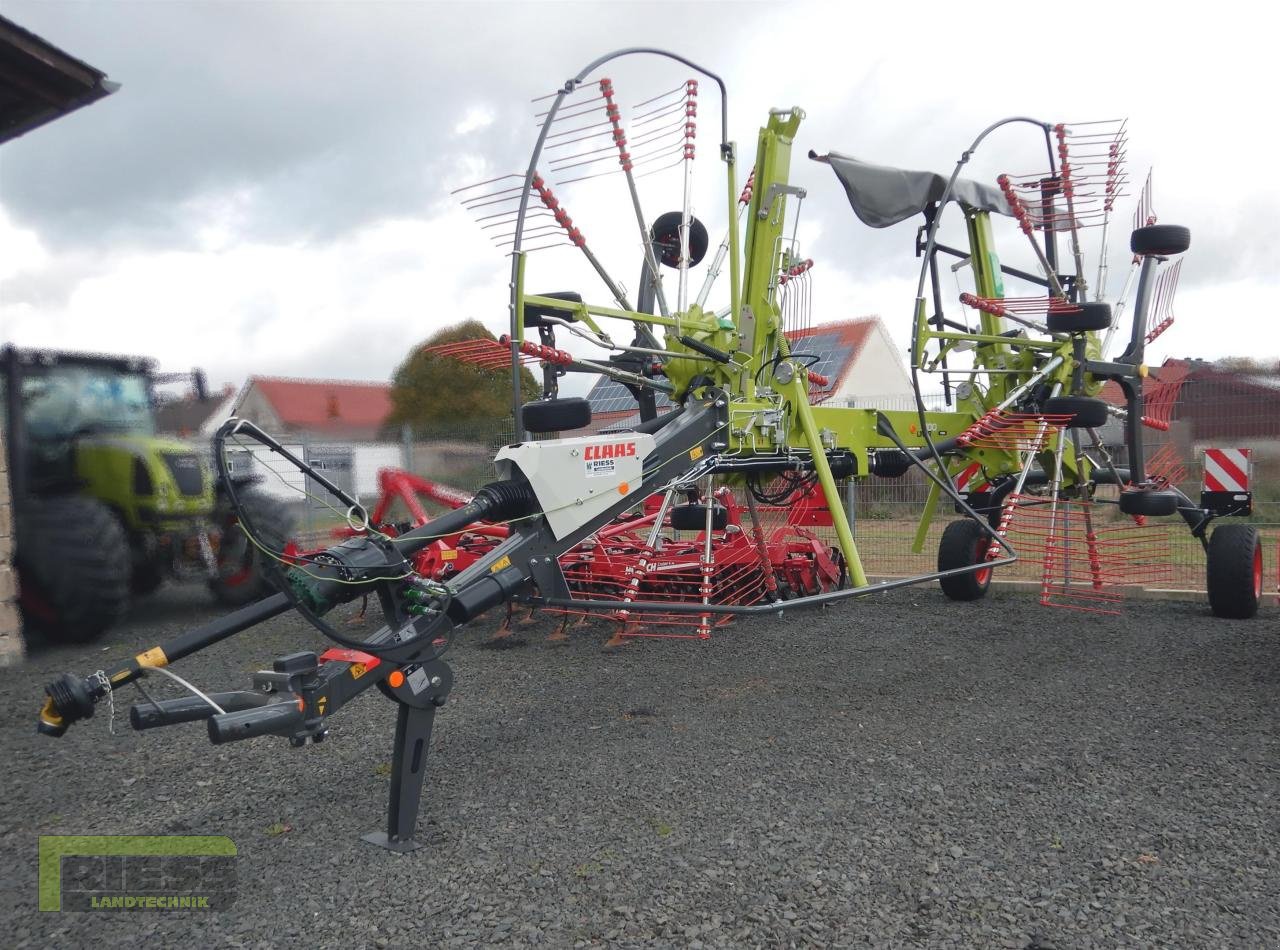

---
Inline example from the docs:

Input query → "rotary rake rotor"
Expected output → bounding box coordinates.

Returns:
[888,118,1255,614]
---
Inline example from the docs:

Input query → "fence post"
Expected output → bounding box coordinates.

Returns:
[401,422,413,474]
[844,477,857,540]
[302,431,313,542]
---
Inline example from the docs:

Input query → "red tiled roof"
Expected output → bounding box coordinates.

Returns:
[247,376,392,433]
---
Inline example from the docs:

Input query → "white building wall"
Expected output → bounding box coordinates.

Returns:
[353,444,403,496]
[832,321,914,405]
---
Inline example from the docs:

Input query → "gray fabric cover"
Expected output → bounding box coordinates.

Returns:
[810,150,1011,228]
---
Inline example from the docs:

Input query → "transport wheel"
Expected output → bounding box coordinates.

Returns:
[669,503,728,531]
[1130,224,1190,256]
[1206,523,1262,619]
[1047,301,1112,333]
[15,495,130,643]
[1042,396,1110,429]
[1117,488,1179,517]
[522,397,592,434]
[937,519,993,602]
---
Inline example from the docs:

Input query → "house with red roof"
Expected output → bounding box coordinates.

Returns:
[231,376,394,441]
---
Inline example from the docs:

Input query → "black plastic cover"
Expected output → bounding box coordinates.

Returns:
[810,150,1011,228]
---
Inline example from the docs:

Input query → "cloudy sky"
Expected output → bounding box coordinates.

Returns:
[2,1,1276,398]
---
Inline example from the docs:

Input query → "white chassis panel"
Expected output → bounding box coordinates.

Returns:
[494,433,655,540]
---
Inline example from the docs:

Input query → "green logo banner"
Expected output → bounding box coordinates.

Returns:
[39,835,238,912]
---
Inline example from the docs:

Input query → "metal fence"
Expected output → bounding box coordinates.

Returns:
[245,377,1277,595]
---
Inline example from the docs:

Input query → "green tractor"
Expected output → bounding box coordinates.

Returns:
[1,345,292,642]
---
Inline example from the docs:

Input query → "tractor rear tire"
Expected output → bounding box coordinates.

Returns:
[130,561,165,596]
[1206,523,1262,619]
[1042,395,1110,429]
[209,489,294,607]
[938,519,994,602]
[15,496,130,643]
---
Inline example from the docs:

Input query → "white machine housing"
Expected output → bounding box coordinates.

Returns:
[494,432,655,539]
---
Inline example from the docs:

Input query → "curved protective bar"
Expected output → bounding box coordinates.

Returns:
[907,117,1052,499]
[507,48,730,436]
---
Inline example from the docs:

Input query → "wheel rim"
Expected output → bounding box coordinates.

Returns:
[972,538,992,587]
[1253,542,1263,600]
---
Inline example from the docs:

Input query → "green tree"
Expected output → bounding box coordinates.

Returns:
[386,320,540,435]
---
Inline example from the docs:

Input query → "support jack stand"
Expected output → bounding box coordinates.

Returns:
[362,658,454,853]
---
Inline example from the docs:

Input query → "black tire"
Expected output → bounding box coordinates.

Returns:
[1117,488,1180,517]
[208,489,294,606]
[1131,224,1190,256]
[1207,524,1262,619]
[130,560,165,596]
[15,496,130,643]
[1042,396,1109,429]
[650,211,710,268]
[937,519,994,601]
[522,397,592,434]
[669,503,728,532]
[1047,301,1112,333]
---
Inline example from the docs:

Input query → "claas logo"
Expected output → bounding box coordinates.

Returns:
[584,442,637,461]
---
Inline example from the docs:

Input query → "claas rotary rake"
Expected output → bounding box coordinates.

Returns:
[36,48,1261,852]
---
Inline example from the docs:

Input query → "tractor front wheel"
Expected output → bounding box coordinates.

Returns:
[1206,523,1262,619]
[938,519,994,602]
[15,496,130,643]
[208,488,294,606]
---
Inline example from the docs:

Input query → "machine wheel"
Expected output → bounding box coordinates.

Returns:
[1118,488,1180,517]
[1206,524,1262,619]
[522,397,592,434]
[670,503,728,532]
[1131,224,1190,256]
[15,496,130,643]
[1042,395,1109,429]
[1046,302,1112,333]
[937,519,994,601]
[208,488,294,606]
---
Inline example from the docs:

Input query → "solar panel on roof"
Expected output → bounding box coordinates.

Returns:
[587,376,672,415]
[787,331,856,398]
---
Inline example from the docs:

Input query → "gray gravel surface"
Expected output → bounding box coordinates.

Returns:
[2,585,1277,948]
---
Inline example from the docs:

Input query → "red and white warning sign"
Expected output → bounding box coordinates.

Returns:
[954,462,990,494]
[1202,448,1251,493]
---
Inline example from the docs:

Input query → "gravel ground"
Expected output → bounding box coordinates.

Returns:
[1,584,1277,948]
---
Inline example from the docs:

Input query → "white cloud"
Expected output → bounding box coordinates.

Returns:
[452,106,495,138]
